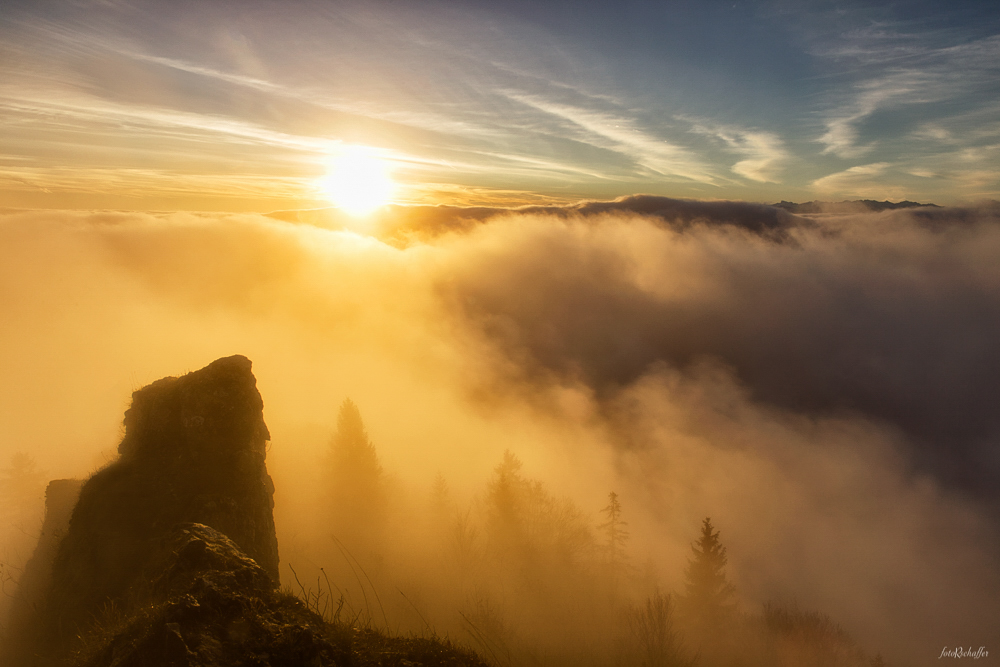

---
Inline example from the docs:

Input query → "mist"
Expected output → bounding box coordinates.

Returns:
[1,199,998,665]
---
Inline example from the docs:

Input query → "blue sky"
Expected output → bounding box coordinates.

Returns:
[1,0,998,209]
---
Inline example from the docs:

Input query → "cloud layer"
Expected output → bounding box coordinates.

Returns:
[1,200,999,663]
[428,198,1000,498]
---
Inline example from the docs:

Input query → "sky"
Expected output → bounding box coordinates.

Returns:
[1,0,999,210]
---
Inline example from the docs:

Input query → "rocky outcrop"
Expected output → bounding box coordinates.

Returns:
[68,523,484,667]
[72,523,349,667]
[3,355,487,667]
[25,355,279,664]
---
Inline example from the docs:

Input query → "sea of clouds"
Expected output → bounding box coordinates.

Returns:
[2,198,998,663]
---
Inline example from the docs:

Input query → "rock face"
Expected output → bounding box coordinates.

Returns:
[72,523,349,667]
[32,355,280,663]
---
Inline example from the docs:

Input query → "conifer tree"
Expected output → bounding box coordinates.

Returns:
[681,517,735,628]
[485,450,526,546]
[324,399,385,548]
[329,399,382,482]
[483,450,593,568]
[598,491,629,569]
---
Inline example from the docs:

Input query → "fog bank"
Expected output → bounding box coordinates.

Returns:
[1,199,998,664]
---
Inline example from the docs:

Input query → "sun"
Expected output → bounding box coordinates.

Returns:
[318,146,396,216]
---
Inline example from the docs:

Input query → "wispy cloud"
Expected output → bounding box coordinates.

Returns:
[819,72,934,158]
[0,165,308,199]
[0,96,335,154]
[811,162,905,199]
[816,32,1000,159]
[504,93,719,185]
[688,120,789,183]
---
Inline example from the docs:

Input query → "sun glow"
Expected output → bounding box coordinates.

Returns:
[318,146,396,216]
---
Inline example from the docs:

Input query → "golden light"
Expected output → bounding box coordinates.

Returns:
[318,146,396,216]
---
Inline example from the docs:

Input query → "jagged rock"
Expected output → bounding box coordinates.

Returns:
[113,354,278,580]
[72,523,349,667]
[68,524,484,667]
[27,355,279,663]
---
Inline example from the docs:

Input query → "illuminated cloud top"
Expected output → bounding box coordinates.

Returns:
[1,0,997,209]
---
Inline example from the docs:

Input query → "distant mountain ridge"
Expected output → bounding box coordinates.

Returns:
[772,199,939,214]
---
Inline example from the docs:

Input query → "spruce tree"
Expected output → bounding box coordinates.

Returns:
[485,450,526,546]
[329,399,382,482]
[598,491,629,569]
[681,517,735,629]
[324,399,385,548]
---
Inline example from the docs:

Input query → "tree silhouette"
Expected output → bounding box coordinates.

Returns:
[485,450,525,542]
[681,517,735,630]
[763,600,870,666]
[429,472,457,548]
[483,450,593,568]
[329,399,382,481]
[622,591,695,667]
[324,399,385,548]
[599,491,629,569]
